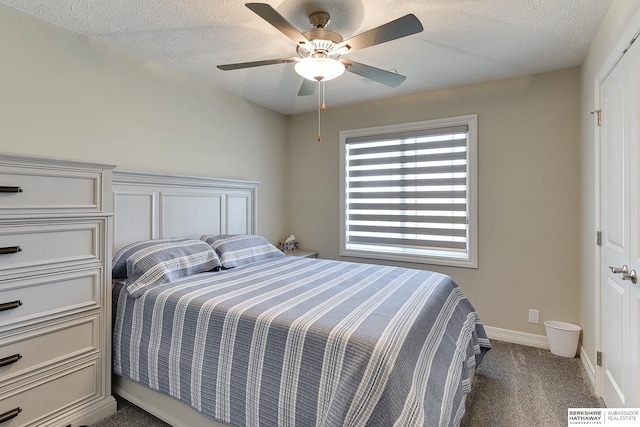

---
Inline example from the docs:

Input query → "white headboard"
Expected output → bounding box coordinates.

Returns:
[112,170,259,252]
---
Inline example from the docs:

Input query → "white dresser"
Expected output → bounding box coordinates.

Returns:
[0,154,117,426]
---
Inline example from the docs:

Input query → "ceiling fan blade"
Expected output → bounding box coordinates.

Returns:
[342,60,407,87]
[217,57,299,71]
[335,14,423,53]
[297,79,317,96]
[246,3,311,46]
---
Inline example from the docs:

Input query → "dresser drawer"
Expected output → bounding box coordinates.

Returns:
[0,359,99,426]
[0,221,103,280]
[0,314,99,384]
[0,164,105,215]
[0,269,100,331]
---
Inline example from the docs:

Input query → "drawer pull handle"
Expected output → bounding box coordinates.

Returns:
[0,408,21,423]
[0,354,21,368]
[0,301,22,312]
[0,186,22,193]
[0,246,21,255]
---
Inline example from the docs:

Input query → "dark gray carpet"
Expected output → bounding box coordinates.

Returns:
[93,340,603,426]
[90,400,170,427]
[461,340,604,426]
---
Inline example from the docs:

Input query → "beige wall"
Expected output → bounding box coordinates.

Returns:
[580,1,640,377]
[0,4,289,242]
[287,68,582,335]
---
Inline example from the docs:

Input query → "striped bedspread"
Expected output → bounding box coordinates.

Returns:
[113,256,490,427]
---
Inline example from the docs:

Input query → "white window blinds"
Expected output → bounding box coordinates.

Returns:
[341,116,477,268]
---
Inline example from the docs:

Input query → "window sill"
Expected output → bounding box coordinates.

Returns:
[340,248,477,269]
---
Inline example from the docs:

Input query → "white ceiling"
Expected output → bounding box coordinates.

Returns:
[2,0,612,115]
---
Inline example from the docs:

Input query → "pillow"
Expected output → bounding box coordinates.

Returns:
[201,234,284,268]
[112,238,191,279]
[112,239,221,298]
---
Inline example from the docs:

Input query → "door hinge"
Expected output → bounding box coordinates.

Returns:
[590,110,602,126]
[597,351,602,366]
[596,231,602,246]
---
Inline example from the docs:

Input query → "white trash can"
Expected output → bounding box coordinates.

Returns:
[544,320,581,358]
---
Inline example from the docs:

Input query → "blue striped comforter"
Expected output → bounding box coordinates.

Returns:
[113,256,490,427]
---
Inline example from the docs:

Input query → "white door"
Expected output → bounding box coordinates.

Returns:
[600,37,640,408]
[628,39,640,409]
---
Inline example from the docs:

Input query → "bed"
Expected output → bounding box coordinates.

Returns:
[110,170,490,427]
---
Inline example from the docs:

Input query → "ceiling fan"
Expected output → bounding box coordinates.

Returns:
[217,3,424,96]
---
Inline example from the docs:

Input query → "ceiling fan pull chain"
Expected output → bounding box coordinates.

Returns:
[318,81,322,142]
[322,80,326,111]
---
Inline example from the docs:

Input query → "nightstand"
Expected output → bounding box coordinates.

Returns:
[285,250,318,258]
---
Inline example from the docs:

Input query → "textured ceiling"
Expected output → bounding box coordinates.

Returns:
[2,0,612,115]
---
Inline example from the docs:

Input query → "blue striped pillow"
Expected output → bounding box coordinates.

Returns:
[201,234,284,268]
[113,239,221,298]
[112,238,196,279]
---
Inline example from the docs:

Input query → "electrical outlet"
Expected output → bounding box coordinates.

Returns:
[528,309,540,324]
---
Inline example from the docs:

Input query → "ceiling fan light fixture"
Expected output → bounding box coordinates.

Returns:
[294,57,345,81]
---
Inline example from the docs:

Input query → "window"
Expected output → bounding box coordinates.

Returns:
[339,115,477,268]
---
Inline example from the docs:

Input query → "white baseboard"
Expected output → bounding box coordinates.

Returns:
[579,345,598,390]
[484,325,549,349]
